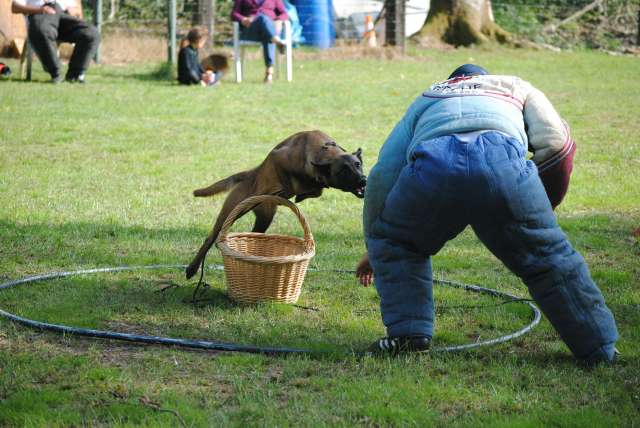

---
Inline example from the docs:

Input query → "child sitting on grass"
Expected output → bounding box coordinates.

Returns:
[178,27,227,86]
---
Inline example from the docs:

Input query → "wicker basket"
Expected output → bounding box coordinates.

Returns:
[215,195,315,304]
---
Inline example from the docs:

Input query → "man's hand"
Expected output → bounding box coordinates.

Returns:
[241,17,252,28]
[356,253,374,287]
[65,6,82,17]
[41,4,56,14]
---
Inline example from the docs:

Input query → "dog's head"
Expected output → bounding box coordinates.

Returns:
[201,53,230,72]
[312,142,366,198]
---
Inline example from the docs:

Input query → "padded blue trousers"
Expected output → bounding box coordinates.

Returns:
[366,131,618,363]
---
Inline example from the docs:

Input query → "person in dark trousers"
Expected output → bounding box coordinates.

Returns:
[232,0,288,83]
[356,64,619,364]
[11,0,100,83]
[177,27,219,87]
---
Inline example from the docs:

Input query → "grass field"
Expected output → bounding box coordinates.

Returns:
[0,47,639,426]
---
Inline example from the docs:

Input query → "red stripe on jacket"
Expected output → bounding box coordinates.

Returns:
[538,139,576,209]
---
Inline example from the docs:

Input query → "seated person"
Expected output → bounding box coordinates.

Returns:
[232,0,288,84]
[11,0,100,83]
[177,27,223,87]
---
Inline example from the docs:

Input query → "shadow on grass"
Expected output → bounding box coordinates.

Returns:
[0,271,369,359]
[58,62,178,85]
[0,219,364,272]
[131,61,176,82]
[1,214,637,363]
[5,78,57,85]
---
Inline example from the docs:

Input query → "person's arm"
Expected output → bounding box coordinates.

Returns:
[178,47,202,84]
[363,102,422,240]
[273,0,289,21]
[65,6,81,17]
[231,0,248,23]
[355,253,373,287]
[535,134,575,209]
[11,1,55,15]
[187,50,203,84]
[523,84,575,208]
[57,0,80,17]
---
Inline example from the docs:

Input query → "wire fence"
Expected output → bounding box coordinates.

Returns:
[75,0,639,63]
[71,1,398,62]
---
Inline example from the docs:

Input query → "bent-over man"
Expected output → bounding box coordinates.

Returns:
[356,64,618,364]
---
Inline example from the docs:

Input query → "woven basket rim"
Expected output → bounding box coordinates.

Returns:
[214,196,315,303]
[216,232,315,265]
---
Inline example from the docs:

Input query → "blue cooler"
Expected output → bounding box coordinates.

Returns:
[297,0,335,49]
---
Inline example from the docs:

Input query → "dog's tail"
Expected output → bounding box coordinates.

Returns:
[193,171,250,198]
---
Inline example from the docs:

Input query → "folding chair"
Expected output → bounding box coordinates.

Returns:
[19,38,76,81]
[18,38,35,81]
[232,20,293,83]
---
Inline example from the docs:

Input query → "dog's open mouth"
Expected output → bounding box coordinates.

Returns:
[352,186,365,198]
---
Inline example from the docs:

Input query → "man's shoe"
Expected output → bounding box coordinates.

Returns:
[273,36,286,54]
[612,348,621,362]
[66,73,86,84]
[50,75,63,84]
[367,336,431,356]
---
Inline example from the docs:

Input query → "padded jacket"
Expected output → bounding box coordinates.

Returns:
[364,74,576,238]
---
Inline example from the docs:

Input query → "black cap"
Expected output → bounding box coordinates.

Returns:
[448,64,488,79]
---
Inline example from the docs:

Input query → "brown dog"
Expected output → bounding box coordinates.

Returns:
[201,53,230,74]
[185,130,366,279]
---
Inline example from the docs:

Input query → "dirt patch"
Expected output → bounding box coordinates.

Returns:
[100,28,167,64]
[98,343,146,367]
[103,319,157,335]
[95,28,434,64]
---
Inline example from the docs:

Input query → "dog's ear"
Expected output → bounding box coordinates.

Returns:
[311,148,334,177]
[311,159,332,175]
[353,148,363,162]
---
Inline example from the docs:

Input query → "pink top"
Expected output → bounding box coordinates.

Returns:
[231,0,288,23]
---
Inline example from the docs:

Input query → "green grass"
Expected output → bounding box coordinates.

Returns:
[1,47,639,427]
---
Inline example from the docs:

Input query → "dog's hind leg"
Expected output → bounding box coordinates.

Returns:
[186,184,255,279]
[251,201,277,233]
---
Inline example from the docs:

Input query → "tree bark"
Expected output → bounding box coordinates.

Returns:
[194,0,215,49]
[417,0,509,47]
[543,0,602,33]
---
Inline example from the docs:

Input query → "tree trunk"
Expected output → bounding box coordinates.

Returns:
[108,0,116,21]
[193,0,215,49]
[417,0,509,46]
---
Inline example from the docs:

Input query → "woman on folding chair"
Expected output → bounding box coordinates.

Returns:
[231,0,288,84]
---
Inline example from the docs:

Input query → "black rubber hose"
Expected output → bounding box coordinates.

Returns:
[0,265,541,356]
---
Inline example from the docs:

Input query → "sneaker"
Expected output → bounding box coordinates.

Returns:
[263,72,273,84]
[612,347,621,362]
[272,36,286,54]
[50,75,63,84]
[367,335,431,356]
[66,73,86,84]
